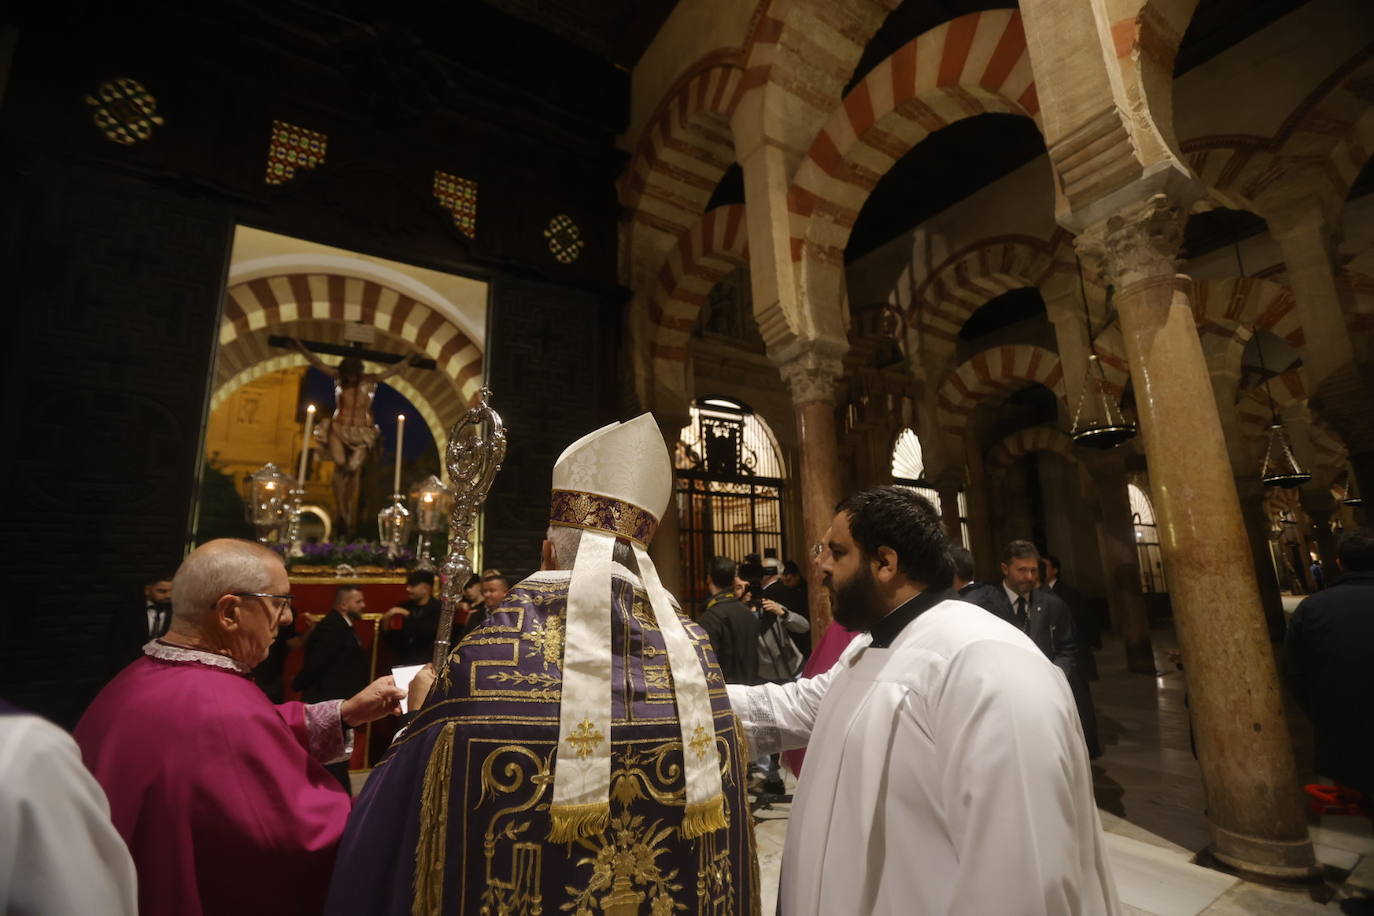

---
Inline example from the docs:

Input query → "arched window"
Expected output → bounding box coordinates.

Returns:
[891,428,969,548]
[1128,482,1167,593]
[676,398,786,609]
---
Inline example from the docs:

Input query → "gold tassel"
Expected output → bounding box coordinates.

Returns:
[547,802,610,843]
[680,794,728,839]
[411,722,456,916]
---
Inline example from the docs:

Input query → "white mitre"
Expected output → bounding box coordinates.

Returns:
[549,414,672,546]
[546,413,727,843]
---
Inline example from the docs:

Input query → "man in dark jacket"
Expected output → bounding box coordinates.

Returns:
[1045,554,1100,681]
[1285,527,1374,794]
[968,540,1101,758]
[697,556,759,686]
[293,585,370,792]
[949,545,1000,606]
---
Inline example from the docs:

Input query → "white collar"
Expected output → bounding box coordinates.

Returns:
[1002,582,1027,608]
[143,640,252,675]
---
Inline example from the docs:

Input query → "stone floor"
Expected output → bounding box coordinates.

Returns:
[748,623,1374,915]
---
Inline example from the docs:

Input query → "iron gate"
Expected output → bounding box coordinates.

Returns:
[675,400,785,613]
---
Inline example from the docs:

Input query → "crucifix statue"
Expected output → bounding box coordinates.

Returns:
[281,336,429,538]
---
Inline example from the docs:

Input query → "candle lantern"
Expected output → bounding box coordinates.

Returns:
[377,494,411,562]
[410,475,454,571]
[247,463,293,543]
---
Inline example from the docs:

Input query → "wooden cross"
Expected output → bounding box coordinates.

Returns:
[267,334,438,371]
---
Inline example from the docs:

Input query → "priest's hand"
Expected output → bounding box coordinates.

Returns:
[341,676,406,726]
[408,664,437,713]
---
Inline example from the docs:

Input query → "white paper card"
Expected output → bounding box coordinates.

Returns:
[391,664,425,714]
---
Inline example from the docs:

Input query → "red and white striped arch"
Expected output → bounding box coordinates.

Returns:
[984,425,1076,479]
[648,205,750,396]
[1191,276,1304,354]
[1182,52,1374,215]
[220,273,484,407]
[621,55,745,280]
[935,344,1065,439]
[788,10,1040,276]
[1344,267,1374,337]
[914,234,1062,345]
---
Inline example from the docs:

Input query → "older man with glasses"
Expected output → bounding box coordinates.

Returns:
[75,538,405,916]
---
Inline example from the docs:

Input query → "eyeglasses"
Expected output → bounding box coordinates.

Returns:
[809,542,826,560]
[233,592,295,614]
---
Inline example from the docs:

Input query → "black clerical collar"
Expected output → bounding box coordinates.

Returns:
[868,587,951,648]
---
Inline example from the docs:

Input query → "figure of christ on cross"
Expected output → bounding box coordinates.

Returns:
[292,338,420,538]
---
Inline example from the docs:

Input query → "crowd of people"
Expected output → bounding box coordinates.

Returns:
[2,411,1371,915]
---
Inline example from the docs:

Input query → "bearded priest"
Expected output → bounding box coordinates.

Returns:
[326,414,757,915]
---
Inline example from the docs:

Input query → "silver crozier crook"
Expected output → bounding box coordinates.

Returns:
[432,388,506,671]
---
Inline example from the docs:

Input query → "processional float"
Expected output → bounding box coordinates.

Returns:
[432,388,506,671]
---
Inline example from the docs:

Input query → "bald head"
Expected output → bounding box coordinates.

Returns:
[172,539,283,629]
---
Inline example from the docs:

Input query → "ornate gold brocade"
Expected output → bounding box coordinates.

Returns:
[403,573,755,915]
[549,489,659,546]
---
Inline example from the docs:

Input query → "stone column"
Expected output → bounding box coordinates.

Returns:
[1265,200,1354,388]
[1093,194,1316,879]
[1203,343,1287,639]
[1085,455,1155,673]
[963,443,999,580]
[778,348,845,642]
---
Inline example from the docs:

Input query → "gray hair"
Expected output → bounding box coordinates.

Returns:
[171,539,282,629]
[546,526,639,574]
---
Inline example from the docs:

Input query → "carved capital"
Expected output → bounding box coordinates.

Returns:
[778,351,845,406]
[1101,194,1186,290]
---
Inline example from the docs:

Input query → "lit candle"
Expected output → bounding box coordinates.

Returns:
[393,414,405,493]
[298,404,316,484]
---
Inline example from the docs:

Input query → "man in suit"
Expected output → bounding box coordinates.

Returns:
[972,540,1101,759]
[293,585,370,793]
[1044,554,1099,681]
[697,556,760,686]
[110,574,176,675]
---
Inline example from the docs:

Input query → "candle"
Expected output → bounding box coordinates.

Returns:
[393,414,405,493]
[298,404,316,483]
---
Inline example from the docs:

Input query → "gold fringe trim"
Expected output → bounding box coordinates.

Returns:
[680,794,728,839]
[411,722,456,916]
[547,802,610,843]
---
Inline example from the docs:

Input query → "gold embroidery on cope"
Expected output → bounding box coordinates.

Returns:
[568,719,605,758]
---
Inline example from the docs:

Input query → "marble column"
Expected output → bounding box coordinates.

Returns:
[779,349,845,642]
[1204,346,1287,639]
[1086,456,1155,673]
[1092,194,1317,879]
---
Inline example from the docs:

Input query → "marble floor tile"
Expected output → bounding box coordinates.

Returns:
[1311,818,1374,857]
[1106,832,1237,916]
